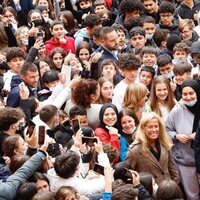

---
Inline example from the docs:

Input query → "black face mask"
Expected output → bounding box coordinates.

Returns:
[16,124,26,136]
[32,19,43,27]
[102,19,112,27]
[60,7,66,12]
[81,7,91,14]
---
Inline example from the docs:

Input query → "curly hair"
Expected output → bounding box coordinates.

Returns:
[0,108,25,131]
[119,0,144,14]
[6,47,26,62]
[72,79,99,108]
[158,1,174,14]
[118,53,141,71]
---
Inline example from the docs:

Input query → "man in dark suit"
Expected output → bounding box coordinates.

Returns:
[91,26,119,79]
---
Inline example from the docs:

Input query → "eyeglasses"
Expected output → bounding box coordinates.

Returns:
[160,13,172,18]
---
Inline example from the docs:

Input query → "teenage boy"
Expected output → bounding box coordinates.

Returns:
[45,20,75,56]
[115,0,144,25]
[157,53,176,92]
[69,106,89,126]
[141,46,157,74]
[112,53,141,111]
[141,0,159,23]
[173,61,192,100]
[172,42,191,65]
[153,28,170,53]
[157,54,174,78]
[3,47,25,92]
[112,24,128,53]
[142,16,157,47]
[157,1,179,36]
[129,26,146,53]
[93,0,107,14]
[175,0,200,21]
[74,14,102,49]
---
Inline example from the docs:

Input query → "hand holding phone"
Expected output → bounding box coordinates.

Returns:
[93,163,104,175]
[72,118,81,135]
[26,121,36,137]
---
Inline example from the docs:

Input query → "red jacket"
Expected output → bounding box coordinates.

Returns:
[45,36,75,56]
[94,127,120,152]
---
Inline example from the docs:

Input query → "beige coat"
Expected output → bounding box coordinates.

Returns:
[126,142,180,185]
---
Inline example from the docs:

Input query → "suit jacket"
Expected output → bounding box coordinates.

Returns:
[126,142,179,185]
[91,45,118,80]
[97,45,118,63]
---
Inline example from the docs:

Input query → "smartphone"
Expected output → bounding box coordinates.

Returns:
[82,136,97,147]
[37,31,43,40]
[93,163,104,175]
[47,143,61,157]
[26,120,35,137]
[71,118,80,134]
[38,126,45,145]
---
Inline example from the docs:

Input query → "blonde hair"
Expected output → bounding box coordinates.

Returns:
[123,82,148,112]
[15,26,29,47]
[55,186,78,200]
[135,112,173,154]
[178,18,194,32]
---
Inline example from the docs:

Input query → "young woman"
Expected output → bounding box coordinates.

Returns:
[65,79,101,129]
[15,26,30,52]
[126,112,179,185]
[3,134,27,158]
[35,0,55,20]
[59,10,79,37]
[94,103,120,153]
[148,76,176,122]
[118,108,139,161]
[123,82,150,121]
[97,77,113,104]
[48,47,66,72]
[166,79,200,200]
[34,58,50,77]
[76,41,93,62]
[32,172,50,192]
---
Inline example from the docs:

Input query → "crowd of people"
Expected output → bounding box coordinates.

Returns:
[0,0,200,199]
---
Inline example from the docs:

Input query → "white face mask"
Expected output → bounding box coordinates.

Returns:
[43,17,49,23]
[164,71,174,79]
[183,99,197,107]
[146,34,153,40]
[49,87,55,92]
[122,127,136,134]
[22,39,28,45]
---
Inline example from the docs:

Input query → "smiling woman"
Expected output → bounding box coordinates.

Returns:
[126,112,179,186]
[148,75,176,122]
[95,103,120,153]
[166,79,200,200]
